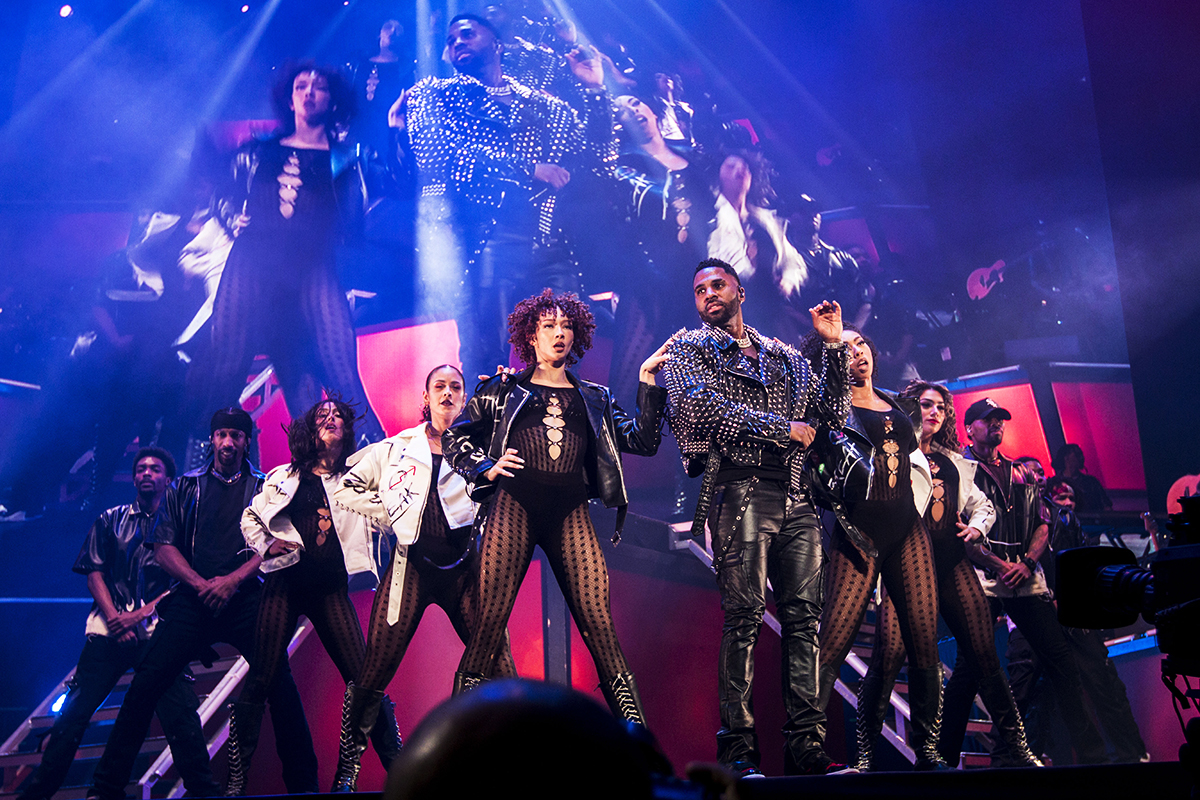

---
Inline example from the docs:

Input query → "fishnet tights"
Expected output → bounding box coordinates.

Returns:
[819,520,941,678]
[357,550,517,691]
[458,488,631,681]
[205,245,384,440]
[870,556,1000,684]
[240,572,366,704]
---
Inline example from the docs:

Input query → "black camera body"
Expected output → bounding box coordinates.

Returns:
[1057,496,1200,677]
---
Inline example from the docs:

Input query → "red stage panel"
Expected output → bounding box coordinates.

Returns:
[1052,382,1146,491]
[951,383,1051,467]
[248,319,463,469]
[356,319,462,437]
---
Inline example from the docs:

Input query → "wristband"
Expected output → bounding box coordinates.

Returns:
[1020,555,1037,572]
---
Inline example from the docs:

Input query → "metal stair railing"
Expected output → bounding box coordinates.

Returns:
[0,620,313,800]
[669,520,923,764]
[138,619,314,799]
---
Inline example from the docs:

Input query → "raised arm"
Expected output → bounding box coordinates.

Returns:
[443,378,502,498]
[609,381,667,457]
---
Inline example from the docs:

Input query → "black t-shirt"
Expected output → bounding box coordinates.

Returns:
[284,470,347,587]
[191,470,251,580]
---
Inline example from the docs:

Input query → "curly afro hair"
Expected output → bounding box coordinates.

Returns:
[899,380,960,451]
[508,289,596,367]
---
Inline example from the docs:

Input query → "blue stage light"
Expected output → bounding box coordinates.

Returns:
[51,692,68,713]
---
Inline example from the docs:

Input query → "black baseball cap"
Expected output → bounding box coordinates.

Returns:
[963,397,1012,426]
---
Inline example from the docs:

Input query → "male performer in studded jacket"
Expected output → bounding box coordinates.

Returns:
[662,258,852,777]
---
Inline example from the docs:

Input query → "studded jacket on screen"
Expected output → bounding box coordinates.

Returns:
[405,73,616,242]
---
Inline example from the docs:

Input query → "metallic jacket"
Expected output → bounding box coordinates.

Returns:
[662,323,852,537]
[443,366,666,536]
[405,72,616,242]
[74,502,173,640]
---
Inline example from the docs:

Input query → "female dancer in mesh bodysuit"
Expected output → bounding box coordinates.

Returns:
[444,289,669,722]
[803,326,946,770]
[326,364,517,792]
[854,381,1042,770]
[227,398,399,795]
[205,63,384,442]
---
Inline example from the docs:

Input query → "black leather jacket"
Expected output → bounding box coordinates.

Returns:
[153,459,266,584]
[807,388,920,558]
[215,136,369,242]
[443,367,667,536]
[963,447,1048,567]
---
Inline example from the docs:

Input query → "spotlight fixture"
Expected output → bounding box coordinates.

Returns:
[59,4,73,17]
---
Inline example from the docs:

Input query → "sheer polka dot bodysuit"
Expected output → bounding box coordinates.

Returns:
[871,449,1003,684]
[818,406,942,688]
[457,383,633,684]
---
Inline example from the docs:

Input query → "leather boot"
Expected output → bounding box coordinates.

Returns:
[330,683,384,793]
[817,661,839,711]
[224,702,264,796]
[369,693,403,771]
[906,666,950,771]
[452,671,485,695]
[853,670,893,771]
[977,669,1043,767]
[601,672,646,726]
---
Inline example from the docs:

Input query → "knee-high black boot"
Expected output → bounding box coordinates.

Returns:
[224,702,265,796]
[817,661,839,712]
[906,666,950,771]
[331,683,384,793]
[452,671,485,695]
[977,670,1043,767]
[601,672,646,726]
[854,670,893,771]
[369,693,403,771]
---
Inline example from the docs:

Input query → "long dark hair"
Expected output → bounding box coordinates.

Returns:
[286,394,359,474]
[422,364,465,421]
[898,380,960,451]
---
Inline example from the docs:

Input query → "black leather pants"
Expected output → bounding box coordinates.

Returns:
[710,478,826,772]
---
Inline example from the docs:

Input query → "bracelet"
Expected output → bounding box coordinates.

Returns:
[1020,555,1037,572]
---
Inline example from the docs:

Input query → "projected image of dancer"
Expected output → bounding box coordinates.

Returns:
[406,14,615,379]
[206,62,384,442]
[327,364,517,792]
[444,289,669,723]
[226,397,400,795]
[804,326,947,770]
[852,381,1041,770]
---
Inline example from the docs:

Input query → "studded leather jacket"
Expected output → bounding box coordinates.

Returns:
[662,323,851,537]
[442,366,666,537]
[405,73,616,243]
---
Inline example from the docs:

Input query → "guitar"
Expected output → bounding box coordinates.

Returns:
[967,259,1007,300]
